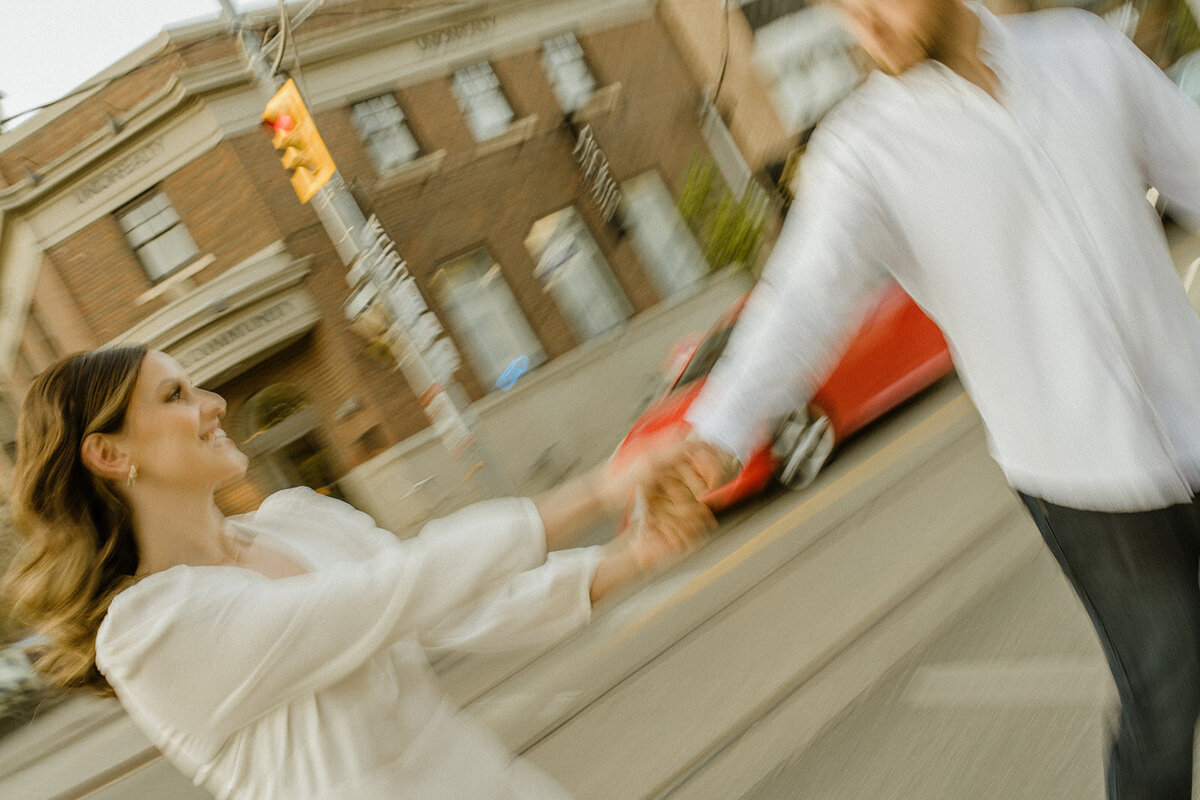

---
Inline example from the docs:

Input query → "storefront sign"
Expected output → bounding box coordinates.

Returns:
[176,297,297,370]
[74,140,165,204]
[415,17,498,51]
[572,124,622,224]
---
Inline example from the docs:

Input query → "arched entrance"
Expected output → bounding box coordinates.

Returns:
[243,383,344,498]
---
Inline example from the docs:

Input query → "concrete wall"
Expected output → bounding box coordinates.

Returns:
[339,269,752,535]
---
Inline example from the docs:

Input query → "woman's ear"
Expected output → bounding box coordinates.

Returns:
[81,433,131,482]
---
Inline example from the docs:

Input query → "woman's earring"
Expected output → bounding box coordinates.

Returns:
[127,464,138,487]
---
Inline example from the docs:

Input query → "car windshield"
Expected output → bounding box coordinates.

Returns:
[676,323,735,388]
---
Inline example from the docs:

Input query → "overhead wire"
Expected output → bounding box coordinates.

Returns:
[0,32,230,128]
[1,1,481,128]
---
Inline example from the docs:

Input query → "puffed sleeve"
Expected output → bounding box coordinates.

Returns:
[95,497,547,736]
[419,546,605,656]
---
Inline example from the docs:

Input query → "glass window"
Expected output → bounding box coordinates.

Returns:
[754,5,859,131]
[431,248,547,390]
[452,62,515,141]
[116,191,200,282]
[526,207,631,343]
[542,32,597,113]
[621,172,707,298]
[351,94,421,171]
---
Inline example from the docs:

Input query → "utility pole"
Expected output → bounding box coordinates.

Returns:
[217,0,513,497]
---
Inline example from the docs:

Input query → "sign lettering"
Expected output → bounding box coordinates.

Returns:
[74,140,165,204]
[416,18,498,51]
[177,299,294,369]
[572,125,622,224]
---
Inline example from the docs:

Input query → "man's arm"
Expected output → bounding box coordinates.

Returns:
[1107,19,1200,231]
[684,127,899,465]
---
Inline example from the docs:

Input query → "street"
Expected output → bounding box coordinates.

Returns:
[440,375,1084,800]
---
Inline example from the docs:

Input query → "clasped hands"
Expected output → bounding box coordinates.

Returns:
[600,431,740,575]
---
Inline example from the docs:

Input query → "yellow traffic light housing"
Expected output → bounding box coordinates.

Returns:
[262,79,336,203]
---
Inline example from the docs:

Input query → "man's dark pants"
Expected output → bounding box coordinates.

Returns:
[1019,492,1200,800]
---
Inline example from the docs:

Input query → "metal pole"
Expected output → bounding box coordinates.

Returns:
[218,0,513,497]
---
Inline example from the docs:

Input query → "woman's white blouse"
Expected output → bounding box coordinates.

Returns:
[95,488,603,799]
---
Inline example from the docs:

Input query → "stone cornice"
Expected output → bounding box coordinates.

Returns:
[0,80,192,214]
[111,240,312,351]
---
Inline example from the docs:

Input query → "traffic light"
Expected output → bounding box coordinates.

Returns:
[262,79,336,203]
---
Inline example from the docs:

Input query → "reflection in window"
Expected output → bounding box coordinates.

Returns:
[452,62,515,141]
[526,207,631,343]
[351,94,421,171]
[542,32,597,112]
[116,191,200,282]
[432,248,547,390]
[621,172,707,298]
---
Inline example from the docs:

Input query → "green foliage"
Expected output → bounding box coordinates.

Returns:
[1170,0,1200,56]
[677,156,770,273]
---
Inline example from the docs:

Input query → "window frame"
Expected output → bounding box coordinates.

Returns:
[541,31,599,113]
[430,246,547,391]
[452,61,517,141]
[115,189,202,284]
[526,205,632,343]
[350,93,423,172]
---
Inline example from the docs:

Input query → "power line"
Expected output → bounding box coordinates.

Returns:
[0,33,229,128]
[1,2,475,129]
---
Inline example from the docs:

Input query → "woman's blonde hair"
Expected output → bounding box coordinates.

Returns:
[2,345,148,694]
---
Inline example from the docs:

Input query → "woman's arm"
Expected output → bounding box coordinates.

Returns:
[420,477,715,657]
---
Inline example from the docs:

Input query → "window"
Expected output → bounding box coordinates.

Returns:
[116,191,200,282]
[621,172,707,298]
[526,207,631,342]
[351,94,421,171]
[431,248,546,390]
[452,62,515,141]
[542,32,597,113]
[754,5,859,131]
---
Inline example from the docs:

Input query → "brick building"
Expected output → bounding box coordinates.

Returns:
[0,0,742,517]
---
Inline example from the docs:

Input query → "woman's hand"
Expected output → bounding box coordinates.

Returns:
[599,433,734,519]
[589,476,719,605]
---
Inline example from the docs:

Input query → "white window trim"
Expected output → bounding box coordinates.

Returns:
[134,253,216,306]
[569,83,622,125]
[542,32,599,113]
[376,149,448,190]
[350,94,422,172]
[473,114,539,158]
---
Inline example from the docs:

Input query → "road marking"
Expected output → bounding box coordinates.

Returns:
[901,658,1113,708]
[615,390,975,641]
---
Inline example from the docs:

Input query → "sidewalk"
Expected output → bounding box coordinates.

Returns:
[743,546,1115,800]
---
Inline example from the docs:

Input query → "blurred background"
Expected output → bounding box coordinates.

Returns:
[0,0,1198,797]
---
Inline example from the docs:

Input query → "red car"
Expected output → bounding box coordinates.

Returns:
[614,281,954,510]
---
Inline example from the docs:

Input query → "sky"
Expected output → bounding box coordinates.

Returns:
[0,0,270,127]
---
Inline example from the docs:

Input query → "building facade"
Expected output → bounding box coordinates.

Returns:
[0,0,740,520]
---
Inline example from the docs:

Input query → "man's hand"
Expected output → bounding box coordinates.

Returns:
[601,433,735,514]
[607,431,740,559]
[589,432,740,603]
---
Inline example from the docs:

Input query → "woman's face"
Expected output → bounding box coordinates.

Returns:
[117,350,248,489]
